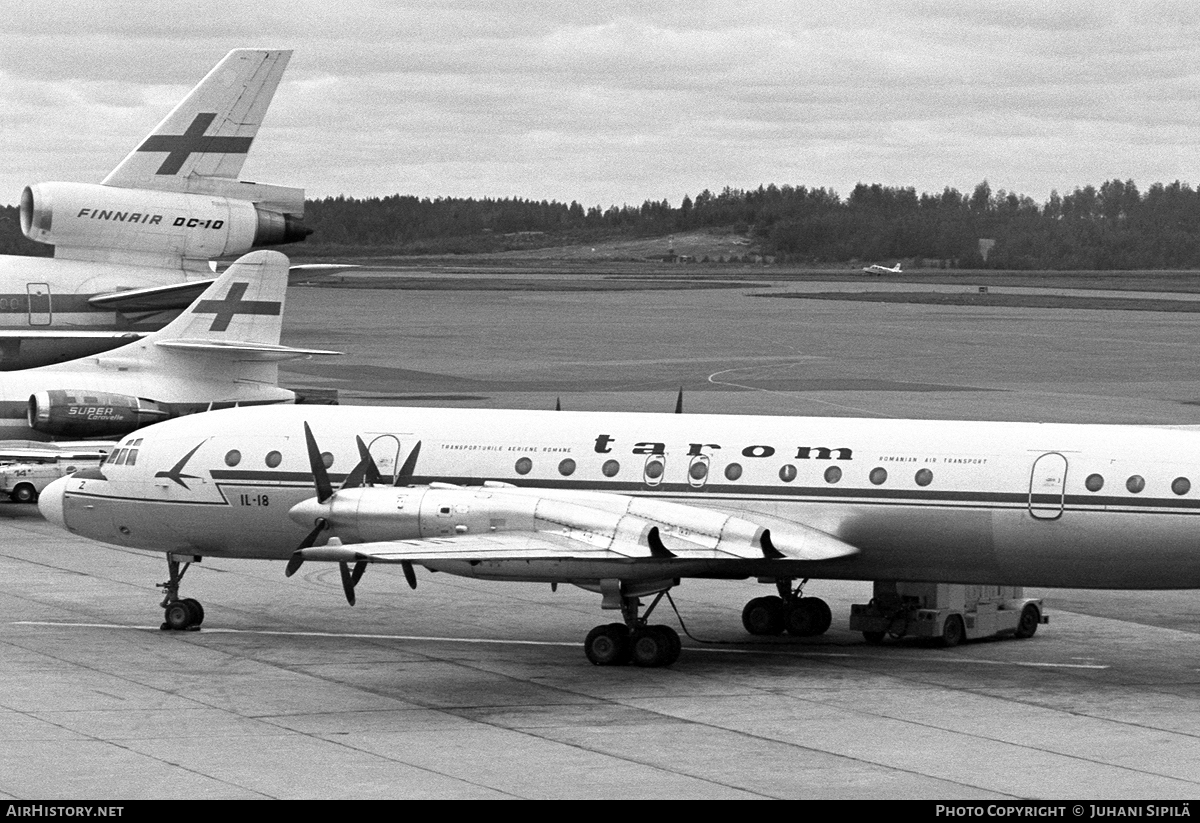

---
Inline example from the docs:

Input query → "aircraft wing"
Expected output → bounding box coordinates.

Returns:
[90,265,360,314]
[89,281,214,313]
[291,487,859,566]
[0,330,145,370]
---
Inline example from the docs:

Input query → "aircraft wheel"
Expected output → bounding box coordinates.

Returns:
[630,626,675,668]
[660,625,681,664]
[742,596,786,636]
[863,631,886,645]
[11,484,36,505]
[939,615,966,648]
[805,597,833,635]
[1014,603,1041,639]
[182,598,205,627]
[163,601,195,631]
[584,623,631,666]
[785,597,833,637]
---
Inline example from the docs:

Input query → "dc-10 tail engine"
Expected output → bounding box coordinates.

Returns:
[20,181,310,265]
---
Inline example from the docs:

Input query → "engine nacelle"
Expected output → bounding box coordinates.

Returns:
[20,182,310,261]
[28,390,172,438]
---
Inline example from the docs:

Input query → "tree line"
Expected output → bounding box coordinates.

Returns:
[7,178,1200,268]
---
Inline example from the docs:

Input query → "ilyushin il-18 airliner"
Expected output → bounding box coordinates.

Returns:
[41,398,1200,668]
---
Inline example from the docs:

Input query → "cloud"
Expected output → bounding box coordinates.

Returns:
[4,1,1200,206]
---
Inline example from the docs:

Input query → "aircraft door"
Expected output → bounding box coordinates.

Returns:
[27,283,50,326]
[1028,452,1068,520]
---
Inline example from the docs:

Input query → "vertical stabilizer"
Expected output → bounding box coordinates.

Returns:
[152,250,289,346]
[102,49,292,190]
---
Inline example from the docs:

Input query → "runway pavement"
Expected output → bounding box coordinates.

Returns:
[4,269,1200,799]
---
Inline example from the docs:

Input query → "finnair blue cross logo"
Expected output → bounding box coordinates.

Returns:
[191,282,280,332]
[136,113,253,175]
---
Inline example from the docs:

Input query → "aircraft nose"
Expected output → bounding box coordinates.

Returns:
[39,475,70,529]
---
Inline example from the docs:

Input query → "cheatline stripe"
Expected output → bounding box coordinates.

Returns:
[64,474,1200,516]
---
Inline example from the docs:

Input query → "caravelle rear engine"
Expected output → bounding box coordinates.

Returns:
[28,389,171,438]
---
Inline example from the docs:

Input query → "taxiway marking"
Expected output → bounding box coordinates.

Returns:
[12,621,1108,668]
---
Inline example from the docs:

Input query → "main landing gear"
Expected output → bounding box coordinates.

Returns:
[584,586,681,668]
[158,554,205,631]
[741,578,832,638]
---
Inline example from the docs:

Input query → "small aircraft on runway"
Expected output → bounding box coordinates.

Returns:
[47,399,1200,668]
[863,262,902,275]
[1,49,325,369]
[0,249,337,442]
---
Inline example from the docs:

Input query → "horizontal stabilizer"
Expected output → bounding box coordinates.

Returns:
[155,339,340,361]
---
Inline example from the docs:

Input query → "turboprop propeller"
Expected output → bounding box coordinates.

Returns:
[286,422,421,603]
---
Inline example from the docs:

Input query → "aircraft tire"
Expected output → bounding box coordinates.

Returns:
[163,601,194,631]
[1014,603,1040,639]
[659,625,681,664]
[630,626,673,668]
[805,597,833,635]
[742,596,786,636]
[585,623,631,666]
[182,598,205,627]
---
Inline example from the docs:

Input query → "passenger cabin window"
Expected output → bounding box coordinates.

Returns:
[869,467,887,485]
[779,464,796,482]
[915,468,932,487]
[225,450,241,467]
[265,451,282,468]
[558,458,576,476]
[602,460,620,477]
[515,457,532,475]
[724,463,743,481]
[1085,474,1103,492]
[824,466,842,484]
[1126,475,1145,494]
[1173,477,1191,496]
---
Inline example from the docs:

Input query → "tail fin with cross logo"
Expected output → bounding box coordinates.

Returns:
[103,49,292,190]
[146,250,339,360]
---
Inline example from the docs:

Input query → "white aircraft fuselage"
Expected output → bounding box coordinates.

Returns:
[0,256,205,332]
[45,404,1200,590]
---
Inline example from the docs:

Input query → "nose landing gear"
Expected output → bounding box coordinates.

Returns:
[158,555,205,631]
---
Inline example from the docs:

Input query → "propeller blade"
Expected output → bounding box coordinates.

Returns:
[401,560,418,590]
[674,387,684,414]
[339,561,357,606]
[339,560,369,605]
[342,436,383,490]
[303,422,334,503]
[395,441,422,485]
[285,553,305,577]
[555,397,561,411]
[286,517,329,576]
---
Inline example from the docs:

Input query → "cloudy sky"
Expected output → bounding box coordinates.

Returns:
[4,1,1200,209]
